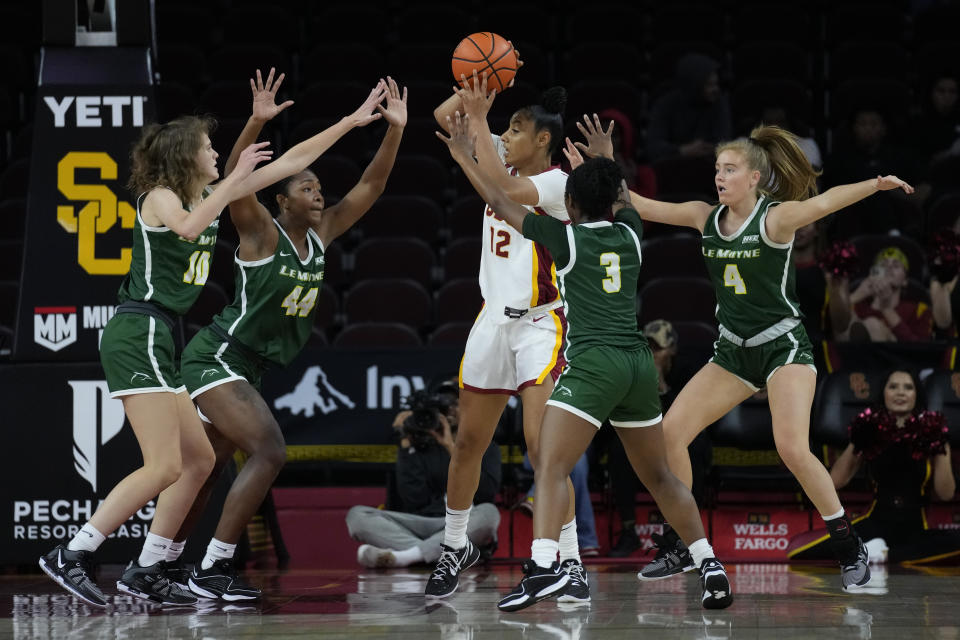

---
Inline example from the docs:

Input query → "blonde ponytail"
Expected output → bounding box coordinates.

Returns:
[716,125,821,202]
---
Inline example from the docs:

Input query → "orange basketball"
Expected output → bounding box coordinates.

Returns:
[451,32,517,94]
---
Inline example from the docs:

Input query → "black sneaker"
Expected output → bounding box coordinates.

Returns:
[556,559,590,603]
[188,559,261,601]
[164,559,191,591]
[699,558,733,609]
[117,560,198,605]
[424,541,481,599]
[39,545,107,607]
[637,531,695,580]
[498,560,570,612]
[608,527,640,558]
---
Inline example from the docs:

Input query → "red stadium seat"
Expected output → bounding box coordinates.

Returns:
[333,322,423,348]
[342,278,432,330]
[434,278,482,325]
[442,237,481,281]
[351,237,437,289]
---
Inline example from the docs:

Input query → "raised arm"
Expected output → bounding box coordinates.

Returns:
[317,77,407,246]
[142,142,273,240]
[563,114,712,231]
[226,67,295,244]
[437,112,530,232]
[766,176,915,242]
[455,70,541,205]
[238,81,387,197]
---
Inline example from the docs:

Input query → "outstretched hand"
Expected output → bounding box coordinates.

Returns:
[250,67,294,123]
[875,175,915,194]
[454,69,496,120]
[231,141,273,181]
[376,76,408,128]
[574,113,615,160]
[614,179,632,212]
[562,137,585,170]
[348,81,388,128]
[436,111,476,163]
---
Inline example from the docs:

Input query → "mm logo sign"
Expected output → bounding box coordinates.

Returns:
[34,306,77,351]
[56,152,135,275]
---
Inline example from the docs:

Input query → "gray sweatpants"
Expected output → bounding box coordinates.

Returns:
[346,503,500,563]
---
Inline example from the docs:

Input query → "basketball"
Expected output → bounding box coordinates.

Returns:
[451,32,517,94]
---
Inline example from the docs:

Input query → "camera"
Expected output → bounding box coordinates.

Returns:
[399,388,457,451]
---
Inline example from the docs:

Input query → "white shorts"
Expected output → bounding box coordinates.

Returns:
[459,304,567,394]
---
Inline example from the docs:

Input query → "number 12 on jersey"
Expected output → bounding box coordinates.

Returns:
[723,264,747,294]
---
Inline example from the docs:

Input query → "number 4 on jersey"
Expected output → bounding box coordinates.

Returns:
[723,264,747,294]
[281,285,318,317]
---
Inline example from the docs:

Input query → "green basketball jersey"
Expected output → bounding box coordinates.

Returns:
[523,207,647,360]
[702,195,802,337]
[212,220,325,366]
[118,187,219,315]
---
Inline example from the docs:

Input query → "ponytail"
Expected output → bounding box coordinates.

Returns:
[716,125,821,202]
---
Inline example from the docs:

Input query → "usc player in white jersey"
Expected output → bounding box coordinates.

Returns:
[424,70,590,604]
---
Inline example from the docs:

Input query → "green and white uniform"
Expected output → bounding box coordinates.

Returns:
[181,220,326,397]
[522,206,661,428]
[100,187,220,397]
[702,195,816,390]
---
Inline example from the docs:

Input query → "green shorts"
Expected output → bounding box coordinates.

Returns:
[547,345,662,429]
[100,312,183,397]
[711,324,817,391]
[181,326,266,399]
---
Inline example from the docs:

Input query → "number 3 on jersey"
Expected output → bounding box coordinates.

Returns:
[600,252,621,293]
[281,285,318,317]
[723,264,747,294]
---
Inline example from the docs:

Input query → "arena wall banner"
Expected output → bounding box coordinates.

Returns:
[13,47,155,361]
[0,346,461,563]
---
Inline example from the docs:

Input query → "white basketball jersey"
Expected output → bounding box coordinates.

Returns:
[478,135,569,323]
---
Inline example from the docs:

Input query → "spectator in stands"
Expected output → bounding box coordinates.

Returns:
[825,106,924,238]
[788,369,958,565]
[930,232,960,338]
[347,381,501,569]
[793,222,853,350]
[911,73,960,169]
[646,53,732,162]
[847,247,933,342]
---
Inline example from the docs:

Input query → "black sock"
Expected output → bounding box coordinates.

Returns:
[825,513,852,540]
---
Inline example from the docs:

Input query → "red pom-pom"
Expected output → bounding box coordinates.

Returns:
[818,241,859,279]
[929,229,960,282]
[848,407,895,461]
[904,410,950,459]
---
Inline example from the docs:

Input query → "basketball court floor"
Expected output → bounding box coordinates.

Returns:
[4,562,960,638]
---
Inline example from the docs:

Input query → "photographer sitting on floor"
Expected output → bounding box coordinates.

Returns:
[346,379,502,568]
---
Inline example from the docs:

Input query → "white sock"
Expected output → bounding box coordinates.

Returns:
[138,532,172,567]
[393,546,424,566]
[559,518,581,562]
[166,541,185,562]
[67,523,106,553]
[443,505,471,549]
[822,507,845,521]
[688,538,715,568]
[531,538,560,569]
[200,538,236,570]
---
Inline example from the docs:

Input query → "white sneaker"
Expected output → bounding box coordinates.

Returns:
[864,537,888,565]
[357,544,398,568]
